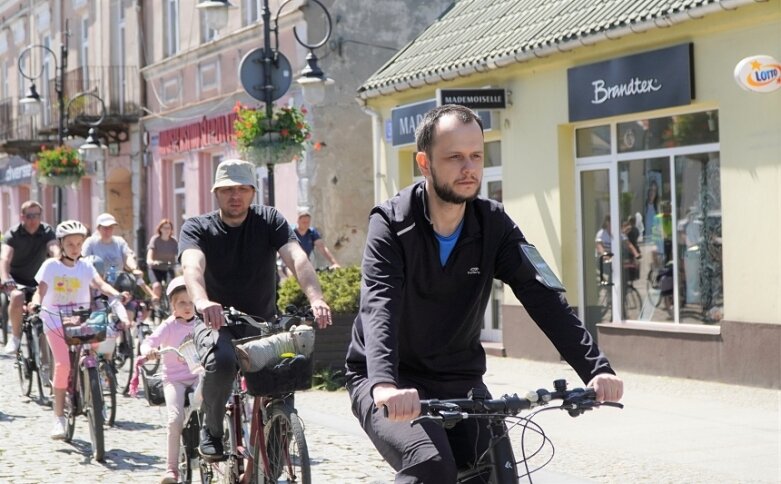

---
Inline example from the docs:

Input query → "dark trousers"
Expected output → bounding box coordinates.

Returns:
[347,376,496,484]
[194,321,261,436]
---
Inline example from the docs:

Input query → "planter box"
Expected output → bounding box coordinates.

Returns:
[313,312,355,371]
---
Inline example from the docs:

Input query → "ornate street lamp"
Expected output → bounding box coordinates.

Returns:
[18,22,70,223]
[201,0,333,206]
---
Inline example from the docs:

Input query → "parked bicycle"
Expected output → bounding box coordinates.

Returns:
[408,379,624,483]
[597,252,642,320]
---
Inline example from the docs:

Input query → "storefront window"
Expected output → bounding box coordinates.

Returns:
[579,109,722,326]
[617,111,719,153]
[576,125,610,157]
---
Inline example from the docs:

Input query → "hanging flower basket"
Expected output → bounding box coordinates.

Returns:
[239,133,306,166]
[38,172,83,187]
[34,145,85,187]
[233,103,311,166]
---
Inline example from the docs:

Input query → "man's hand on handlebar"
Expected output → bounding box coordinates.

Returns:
[373,383,421,422]
[196,299,224,330]
[2,279,15,291]
[309,298,332,329]
[587,373,624,403]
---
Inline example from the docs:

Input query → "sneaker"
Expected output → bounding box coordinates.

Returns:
[160,470,178,484]
[4,336,20,355]
[50,416,67,440]
[198,426,224,461]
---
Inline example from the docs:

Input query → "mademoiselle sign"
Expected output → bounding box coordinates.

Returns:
[567,44,694,122]
[734,55,781,93]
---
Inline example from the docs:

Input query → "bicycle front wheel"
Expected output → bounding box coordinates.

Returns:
[255,402,310,484]
[31,324,49,405]
[84,366,106,461]
[98,360,117,427]
[17,330,34,397]
[0,292,8,345]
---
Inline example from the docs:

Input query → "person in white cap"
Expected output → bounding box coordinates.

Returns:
[178,158,332,460]
[82,212,142,280]
[294,207,340,269]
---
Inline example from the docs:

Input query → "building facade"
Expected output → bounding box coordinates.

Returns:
[358,0,781,388]
[0,0,141,245]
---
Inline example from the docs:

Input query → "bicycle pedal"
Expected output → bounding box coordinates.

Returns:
[198,449,229,463]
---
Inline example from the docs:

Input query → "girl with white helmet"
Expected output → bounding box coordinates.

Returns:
[29,220,130,440]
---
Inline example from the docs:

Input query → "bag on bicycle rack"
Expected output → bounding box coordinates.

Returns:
[141,371,166,406]
[63,311,108,345]
[233,325,315,396]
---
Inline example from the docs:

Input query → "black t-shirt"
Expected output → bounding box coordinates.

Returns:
[178,205,296,319]
[2,223,56,286]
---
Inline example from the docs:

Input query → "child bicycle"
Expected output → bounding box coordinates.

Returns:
[404,379,624,483]
[44,297,126,462]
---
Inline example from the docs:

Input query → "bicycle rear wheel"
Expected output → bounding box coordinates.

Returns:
[256,402,310,484]
[98,360,117,426]
[622,286,643,320]
[84,366,106,461]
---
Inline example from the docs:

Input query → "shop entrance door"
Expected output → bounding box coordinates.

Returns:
[577,165,614,341]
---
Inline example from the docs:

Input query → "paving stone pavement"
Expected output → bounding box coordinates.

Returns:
[1,351,778,483]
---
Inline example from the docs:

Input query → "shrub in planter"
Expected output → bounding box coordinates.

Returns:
[278,266,361,376]
[277,265,360,314]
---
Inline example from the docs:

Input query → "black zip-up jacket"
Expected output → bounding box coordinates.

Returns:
[345,182,614,392]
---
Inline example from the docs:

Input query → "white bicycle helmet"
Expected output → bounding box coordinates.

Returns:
[56,220,89,239]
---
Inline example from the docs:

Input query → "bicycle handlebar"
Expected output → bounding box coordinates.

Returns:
[399,379,623,427]
[221,305,315,333]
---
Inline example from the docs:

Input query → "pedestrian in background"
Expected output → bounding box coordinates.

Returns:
[147,218,178,301]
[294,208,340,269]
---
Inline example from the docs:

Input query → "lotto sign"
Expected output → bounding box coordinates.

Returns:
[734,55,781,93]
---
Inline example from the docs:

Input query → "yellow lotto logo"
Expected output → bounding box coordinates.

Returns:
[734,55,781,93]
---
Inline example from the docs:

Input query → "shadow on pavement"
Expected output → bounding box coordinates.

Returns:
[101,448,163,471]
[0,411,27,422]
[113,420,162,431]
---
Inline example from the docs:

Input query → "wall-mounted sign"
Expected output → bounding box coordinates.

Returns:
[437,88,506,109]
[734,55,781,93]
[391,99,493,147]
[158,112,239,155]
[0,156,32,186]
[391,99,437,147]
[567,43,694,122]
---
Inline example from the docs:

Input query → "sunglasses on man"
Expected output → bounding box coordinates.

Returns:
[24,212,42,220]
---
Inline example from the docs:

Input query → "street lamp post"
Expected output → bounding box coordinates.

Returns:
[200,0,333,207]
[18,23,70,223]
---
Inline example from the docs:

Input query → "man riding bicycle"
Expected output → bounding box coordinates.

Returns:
[1,201,59,354]
[179,159,332,460]
[345,105,624,483]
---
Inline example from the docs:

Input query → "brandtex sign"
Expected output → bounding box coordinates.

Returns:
[437,89,506,109]
[567,43,694,122]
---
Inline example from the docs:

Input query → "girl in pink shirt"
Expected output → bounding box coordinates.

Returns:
[140,276,197,484]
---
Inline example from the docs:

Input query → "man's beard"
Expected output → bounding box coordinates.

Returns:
[430,164,480,205]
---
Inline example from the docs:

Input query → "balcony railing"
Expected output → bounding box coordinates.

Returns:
[0,65,141,152]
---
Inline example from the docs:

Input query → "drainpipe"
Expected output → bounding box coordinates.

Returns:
[135,0,148,260]
[360,104,383,204]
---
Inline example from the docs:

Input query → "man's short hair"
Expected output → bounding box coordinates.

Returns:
[415,104,484,158]
[20,200,43,214]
